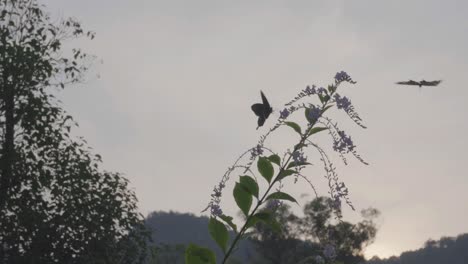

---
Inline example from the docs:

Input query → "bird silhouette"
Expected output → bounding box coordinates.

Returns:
[396,79,442,87]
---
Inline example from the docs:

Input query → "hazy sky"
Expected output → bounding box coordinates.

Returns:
[42,0,468,259]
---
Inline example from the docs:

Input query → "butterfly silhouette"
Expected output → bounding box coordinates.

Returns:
[251,91,273,129]
[396,79,442,87]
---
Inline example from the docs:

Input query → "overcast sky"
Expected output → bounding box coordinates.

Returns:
[42,0,468,259]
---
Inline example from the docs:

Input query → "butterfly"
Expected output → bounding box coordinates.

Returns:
[251,91,273,129]
[396,79,442,87]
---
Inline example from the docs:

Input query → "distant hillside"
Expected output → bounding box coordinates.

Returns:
[367,233,468,264]
[145,211,255,263]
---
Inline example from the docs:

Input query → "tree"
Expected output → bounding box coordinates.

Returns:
[367,234,468,264]
[300,197,379,263]
[251,197,379,264]
[0,1,150,263]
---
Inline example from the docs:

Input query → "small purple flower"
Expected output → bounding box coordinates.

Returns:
[333,130,355,153]
[251,144,264,156]
[304,85,317,95]
[280,108,290,119]
[335,182,348,194]
[213,189,222,198]
[317,87,327,95]
[334,71,356,84]
[307,105,321,123]
[266,199,283,211]
[323,244,336,259]
[334,94,352,111]
[210,204,223,217]
[330,196,342,211]
[211,182,225,199]
[292,150,306,165]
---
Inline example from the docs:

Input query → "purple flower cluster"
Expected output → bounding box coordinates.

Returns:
[280,108,290,119]
[210,204,223,217]
[328,195,342,213]
[334,71,353,83]
[317,86,327,95]
[292,150,307,165]
[209,181,226,217]
[304,85,317,95]
[251,144,264,157]
[307,105,321,123]
[333,130,355,153]
[330,181,349,211]
[334,94,352,111]
[266,199,283,211]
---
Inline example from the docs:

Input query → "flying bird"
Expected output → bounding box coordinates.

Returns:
[251,91,273,129]
[396,79,442,87]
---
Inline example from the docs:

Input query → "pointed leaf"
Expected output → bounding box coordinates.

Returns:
[239,175,259,198]
[318,94,325,104]
[287,161,311,169]
[276,169,297,181]
[185,244,216,264]
[284,121,302,135]
[208,217,229,253]
[257,157,274,183]
[233,182,252,216]
[268,154,281,166]
[219,214,237,233]
[305,108,315,123]
[266,191,298,204]
[308,126,328,136]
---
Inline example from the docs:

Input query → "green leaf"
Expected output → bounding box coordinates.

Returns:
[208,217,229,253]
[233,182,252,216]
[287,161,311,169]
[219,214,237,233]
[284,121,302,135]
[308,126,328,136]
[239,175,259,198]
[318,94,325,104]
[276,169,297,181]
[185,244,216,264]
[268,154,281,166]
[257,157,274,183]
[305,108,314,123]
[266,191,298,204]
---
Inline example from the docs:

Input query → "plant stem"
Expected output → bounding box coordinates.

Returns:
[221,89,335,264]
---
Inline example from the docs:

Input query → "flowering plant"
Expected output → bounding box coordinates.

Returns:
[185,72,367,264]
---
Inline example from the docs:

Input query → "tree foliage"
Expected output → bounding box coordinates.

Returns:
[251,197,379,264]
[367,234,468,264]
[0,0,149,263]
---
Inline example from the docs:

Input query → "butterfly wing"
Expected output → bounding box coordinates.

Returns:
[257,115,266,128]
[260,91,273,120]
[252,91,273,129]
[251,103,264,117]
[260,91,270,110]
